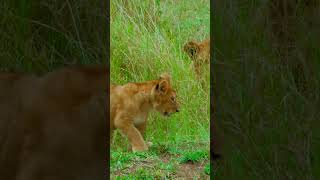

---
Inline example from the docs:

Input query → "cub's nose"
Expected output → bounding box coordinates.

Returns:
[176,109,180,113]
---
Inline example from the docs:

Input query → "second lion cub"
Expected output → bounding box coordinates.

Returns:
[110,73,180,152]
[183,38,210,79]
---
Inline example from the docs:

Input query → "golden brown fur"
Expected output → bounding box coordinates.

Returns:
[110,73,180,152]
[183,38,210,79]
[0,65,108,180]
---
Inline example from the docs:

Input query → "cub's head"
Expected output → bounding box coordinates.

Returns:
[183,40,200,60]
[183,39,210,63]
[151,73,180,117]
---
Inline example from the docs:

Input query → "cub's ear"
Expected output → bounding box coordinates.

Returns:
[156,79,169,94]
[159,72,171,84]
[183,40,199,60]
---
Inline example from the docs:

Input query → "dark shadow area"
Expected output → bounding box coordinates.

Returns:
[0,0,109,179]
[212,0,320,179]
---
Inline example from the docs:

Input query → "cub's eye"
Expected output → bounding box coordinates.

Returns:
[171,96,176,102]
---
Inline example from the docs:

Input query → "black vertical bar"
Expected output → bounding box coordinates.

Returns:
[105,0,110,179]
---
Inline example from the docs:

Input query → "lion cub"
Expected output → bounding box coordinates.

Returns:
[183,38,210,79]
[110,73,180,152]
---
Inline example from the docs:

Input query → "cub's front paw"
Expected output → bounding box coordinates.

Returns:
[132,145,148,152]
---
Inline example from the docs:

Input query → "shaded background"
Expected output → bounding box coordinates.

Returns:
[0,0,108,179]
[213,0,320,179]
[0,0,107,73]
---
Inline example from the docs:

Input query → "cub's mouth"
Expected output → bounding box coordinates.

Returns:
[162,109,180,117]
[163,110,179,117]
[163,111,171,117]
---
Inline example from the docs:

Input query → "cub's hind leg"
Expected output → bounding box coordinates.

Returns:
[136,123,153,147]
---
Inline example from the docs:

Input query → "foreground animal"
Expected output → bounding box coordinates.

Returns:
[0,65,108,180]
[110,73,180,152]
[183,38,210,79]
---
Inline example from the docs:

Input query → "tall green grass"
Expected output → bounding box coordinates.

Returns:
[110,0,210,178]
[111,0,209,146]
[111,0,210,146]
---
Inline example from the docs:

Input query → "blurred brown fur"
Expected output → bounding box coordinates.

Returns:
[0,65,108,180]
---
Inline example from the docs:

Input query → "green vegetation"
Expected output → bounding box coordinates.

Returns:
[0,0,106,71]
[213,1,320,179]
[111,0,210,179]
[111,142,209,179]
[179,150,208,163]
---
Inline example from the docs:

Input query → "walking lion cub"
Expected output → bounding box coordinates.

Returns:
[110,73,180,152]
